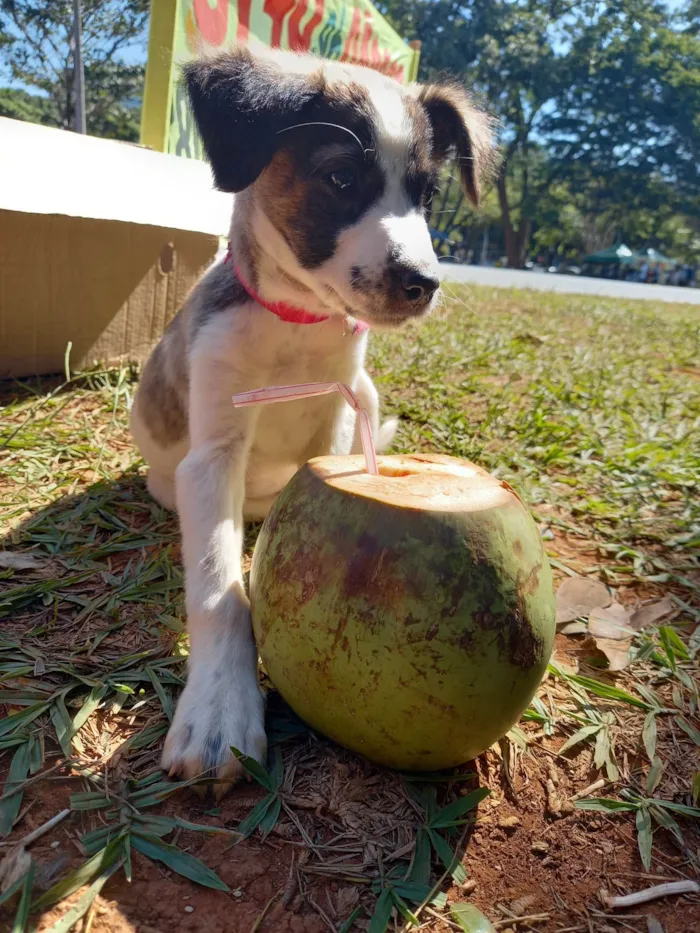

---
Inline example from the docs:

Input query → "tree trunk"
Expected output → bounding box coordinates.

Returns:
[496,172,528,268]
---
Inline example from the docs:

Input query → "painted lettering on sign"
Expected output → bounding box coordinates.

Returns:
[147,0,418,158]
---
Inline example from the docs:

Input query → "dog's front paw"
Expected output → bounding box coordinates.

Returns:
[162,661,267,799]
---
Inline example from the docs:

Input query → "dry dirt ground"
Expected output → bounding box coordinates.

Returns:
[1,287,698,933]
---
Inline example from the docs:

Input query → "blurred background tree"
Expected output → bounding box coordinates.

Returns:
[0,0,149,140]
[0,0,697,266]
[378,0,700,267]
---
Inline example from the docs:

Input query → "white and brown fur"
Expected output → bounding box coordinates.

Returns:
[130,45,495,794]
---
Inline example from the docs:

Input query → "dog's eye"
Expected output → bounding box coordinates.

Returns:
[329,168,357,191]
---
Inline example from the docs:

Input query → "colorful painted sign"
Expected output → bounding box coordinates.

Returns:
[140,0,419,158]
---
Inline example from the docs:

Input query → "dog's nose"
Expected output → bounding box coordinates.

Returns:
[398,267,440,303]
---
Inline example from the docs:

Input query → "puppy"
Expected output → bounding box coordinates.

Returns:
[130,45,494,795]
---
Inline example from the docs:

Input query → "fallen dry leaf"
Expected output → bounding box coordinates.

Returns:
[0,550,44,570]
[556,575,611,625]
[586,602,634,670]
[630,596,675,630]
[0,845,32,893]
[588,603,635,640]
[588,636,632,671]
[560,621,588,636]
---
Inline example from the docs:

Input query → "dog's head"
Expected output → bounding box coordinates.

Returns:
[184,48,495,327]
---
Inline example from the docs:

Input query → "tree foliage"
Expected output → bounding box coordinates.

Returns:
[0,0,149,140]
[378,0,700,267]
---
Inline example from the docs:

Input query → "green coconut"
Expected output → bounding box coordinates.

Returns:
[250,454,555,771]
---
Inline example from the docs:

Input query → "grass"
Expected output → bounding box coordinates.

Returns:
[0,284,699,932]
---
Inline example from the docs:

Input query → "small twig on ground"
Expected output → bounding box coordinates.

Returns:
[19,808,70,847]
[570,779,606,801]
[308,896,338,932]
[600,880,700,909]
[424,905,460,929]
[495,914,551,928]
[249,890,281,933]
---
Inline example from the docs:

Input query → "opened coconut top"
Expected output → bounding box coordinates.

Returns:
[308,454,516,512]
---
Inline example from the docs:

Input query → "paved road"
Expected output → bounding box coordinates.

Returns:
[441,264,700,305]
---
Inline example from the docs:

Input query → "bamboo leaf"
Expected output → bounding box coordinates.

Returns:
[0,703,49,738]
[69,791,112,811]
[269,746,284,791]
[27,734,43,775]
[427,828,467,884]
[405,783,437,819]
[659,626,689,661]
[650,799,700,819]
[338,906,363,933]
[259,795,281,840]
[429,788,490,828]
[32,837,125,911]
[0,873,28,908]
[643,711,657,761]
[636,806,653,871]
[406,826,431,886]
[131,832,229,891]
[42,865,118,933]
[604,752,619,783]
[556,671,649,709]
[237,795,276,839]
[675,716,700,746]
[594,727,610,772]
[145,665,173,721]
[69,685,108,739]
[230,746,272,791]
[0,740,31,836]
[50,696,73,758]
[635,684,663,711]
[132,813,240,838]
[450,902,497,932]
[388,881,437,904]
[124,835,132,884]
[80,824,122,855]
[646,757,664,795]
[650,805,685,847]
[10,860,34,933]
[391,890,420,926]
[675,668,696,693]
[367,888,394,933]
[559,724,601,756]
[575,798,637,813]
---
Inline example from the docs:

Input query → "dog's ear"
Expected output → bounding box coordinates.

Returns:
[183,49,316,193]
[417,83,496,206]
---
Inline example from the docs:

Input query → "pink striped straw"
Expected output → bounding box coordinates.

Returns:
[231,382,378,475]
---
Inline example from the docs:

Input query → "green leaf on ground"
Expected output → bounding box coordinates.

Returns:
[450,902,497,932]
[230,746,273,791]
[10,861,34,933]
[429,788,490,828]
[636,806,653,870]
[33,837,125,911]
[131,832,229,891]
[427,827,468,884]
[367,888,394,933]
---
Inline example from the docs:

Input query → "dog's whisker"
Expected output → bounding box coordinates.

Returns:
[277,121,366,153]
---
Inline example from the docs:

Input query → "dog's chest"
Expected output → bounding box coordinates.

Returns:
[242,322,364,499]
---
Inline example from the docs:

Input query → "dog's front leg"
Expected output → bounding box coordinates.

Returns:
[162,353,266,795]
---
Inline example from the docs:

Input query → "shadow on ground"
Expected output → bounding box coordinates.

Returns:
[0,413,479,933]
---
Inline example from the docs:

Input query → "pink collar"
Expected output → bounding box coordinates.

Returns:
[224,246,368,333]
